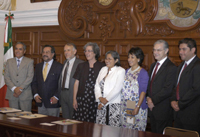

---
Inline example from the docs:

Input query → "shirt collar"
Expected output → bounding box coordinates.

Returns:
[16,56,24,62]
[157,56,167,66]
[68,56,76,64]
[108,66,117,72]
[45,59,54,65]
[185,55,196,66]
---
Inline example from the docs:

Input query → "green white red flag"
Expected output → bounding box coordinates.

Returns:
[0,13,14,107]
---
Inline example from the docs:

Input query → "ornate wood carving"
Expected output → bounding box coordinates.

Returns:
[12,0,200,73]
[99,16,114,43]
[115,1,132,36]
[143,25,175,36]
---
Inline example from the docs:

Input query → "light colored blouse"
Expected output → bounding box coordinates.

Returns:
[95,66,125,104]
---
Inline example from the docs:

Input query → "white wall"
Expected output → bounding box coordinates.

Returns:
[0,0,61,84]
[16,0,61,11]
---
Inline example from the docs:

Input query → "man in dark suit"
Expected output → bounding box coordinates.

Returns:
[4,42,34,112]
[171,38,200,134]
[147,40,177,134]
[32,45,63,117]
[59,43,83,119]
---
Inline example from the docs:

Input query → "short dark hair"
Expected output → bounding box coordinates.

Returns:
[105,50,121,66]
[128,47,144,66]
[83,42,100,60]
[179,38,197,54]
[65,43,77,50]
[16,42,26,50]
[42,45,56,59]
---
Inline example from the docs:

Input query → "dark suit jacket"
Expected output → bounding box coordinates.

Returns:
[58,58,84,100]
[171,56,200,125]
[147,58,177,120]
[73,61,105,97]
[31,60,63,108]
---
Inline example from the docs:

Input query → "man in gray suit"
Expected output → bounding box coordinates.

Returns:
[4,42,34,112]
[59,43,83,119]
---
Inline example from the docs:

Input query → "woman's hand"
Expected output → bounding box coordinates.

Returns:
[98,103,104,110]
[99,97,108,105]
[73,99,78,111]
[131,107,139,116]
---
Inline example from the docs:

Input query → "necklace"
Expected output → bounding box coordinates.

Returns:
[130,66,140,72]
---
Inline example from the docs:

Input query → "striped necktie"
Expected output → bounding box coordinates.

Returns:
[17,59,20,69]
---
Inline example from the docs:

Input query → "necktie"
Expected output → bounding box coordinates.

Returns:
[62,61,69,90]
[176,63,187,100]
[150,62,160,95]
[43,62,48,81]
[17,59,20,69]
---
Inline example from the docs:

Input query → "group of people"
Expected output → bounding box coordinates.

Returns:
[4,38,200,134]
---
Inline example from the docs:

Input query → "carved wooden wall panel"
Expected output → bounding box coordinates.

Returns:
[12,0,200,70]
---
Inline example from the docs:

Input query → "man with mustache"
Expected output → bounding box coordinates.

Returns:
[32,45,63,117]
[4,42,34,112]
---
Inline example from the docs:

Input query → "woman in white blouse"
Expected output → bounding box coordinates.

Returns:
[95,50,125,127]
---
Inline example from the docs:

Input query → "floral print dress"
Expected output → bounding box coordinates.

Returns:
[121,68,148,131]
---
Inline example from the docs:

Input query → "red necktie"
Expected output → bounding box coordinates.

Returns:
[176,63,187,100]
[150,62,160,95]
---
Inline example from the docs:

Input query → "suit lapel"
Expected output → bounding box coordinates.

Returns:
[12,58,18,71]
[181,56,198,77]
[46,61,56,81]
[154,58,169,81]
[40,62,45,81]
[176,62,184,81]
[70,59,78,80]
[18,57,26,72]
[149,62,156,77]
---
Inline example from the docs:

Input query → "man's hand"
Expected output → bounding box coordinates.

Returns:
[147,97,155,111]
[35,95,42,103]
[13,92,19,98]
[50,96,58,104]
[14,87,22,97]
[171,101,180,111]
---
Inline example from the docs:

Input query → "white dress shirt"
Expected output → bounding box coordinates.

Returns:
[11,56,24,92]
[177,55,196,84]
[34,59,58,100]
[95,66,125,105]
[151,56,167,79]
[61,57,76,89]
[42,59,54,76]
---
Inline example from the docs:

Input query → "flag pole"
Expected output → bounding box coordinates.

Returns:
[0,11,14,107]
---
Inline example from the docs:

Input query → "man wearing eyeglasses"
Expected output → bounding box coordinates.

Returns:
[146,40,177,133]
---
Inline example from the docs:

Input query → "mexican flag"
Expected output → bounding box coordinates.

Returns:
[0,13,14,107]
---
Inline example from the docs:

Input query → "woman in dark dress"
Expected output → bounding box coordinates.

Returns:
[73,42,104,122]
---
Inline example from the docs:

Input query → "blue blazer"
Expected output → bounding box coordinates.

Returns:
[31,60,63,108]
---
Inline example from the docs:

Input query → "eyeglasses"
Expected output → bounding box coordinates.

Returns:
[152,49,165,52]
[84,50,93,53]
